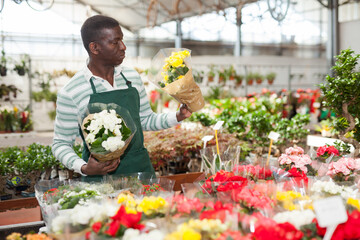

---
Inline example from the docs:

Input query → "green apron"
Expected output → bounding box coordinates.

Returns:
[80,72,155,182]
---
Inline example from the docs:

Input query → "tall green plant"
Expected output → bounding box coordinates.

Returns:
[320,49,360,157]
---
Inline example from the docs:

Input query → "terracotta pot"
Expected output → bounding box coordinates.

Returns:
[236,80,242,86]
[229,76,235,81]
[247,79,254,86]
[268,79,274,85]
[256,78,262,84]
[208,76,214,82]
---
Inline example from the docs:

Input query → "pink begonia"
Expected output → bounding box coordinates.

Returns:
[355,159,360,170]
[327,159,352,176]
[285,146,304,156]
[278,147,312,173]
[279,154,292,165]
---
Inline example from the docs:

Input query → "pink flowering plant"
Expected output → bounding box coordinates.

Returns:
[316,145,340,162]
[327,157,360,182]
[278,146,316,176]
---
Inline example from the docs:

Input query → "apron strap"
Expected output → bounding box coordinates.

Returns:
[120,72,132,87]
[89,77,97,94]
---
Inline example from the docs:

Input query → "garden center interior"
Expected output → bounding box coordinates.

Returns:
[1,0,360,239]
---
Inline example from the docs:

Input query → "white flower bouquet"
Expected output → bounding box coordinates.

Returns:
[80,103,137,162]
[148,48,205,112]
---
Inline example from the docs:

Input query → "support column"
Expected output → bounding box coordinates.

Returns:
[175,19,182,48]
[234,6,243,56]
[327,0,339,72]
[135,31,140,57]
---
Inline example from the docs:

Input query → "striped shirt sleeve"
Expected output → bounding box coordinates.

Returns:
[52,87,87,175]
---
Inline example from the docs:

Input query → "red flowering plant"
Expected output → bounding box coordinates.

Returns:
[233,164,274,182]
[142,183,165,196]
[316,144,340,163]
[278,146,317,178]
[241,212,303,240]
[168,195,205,218]
[200,170,248,196]
[231,187,275,214]
[90,205,145,238]
[215,231,252,240]
[199,201,236,223]
[315,210,360,240]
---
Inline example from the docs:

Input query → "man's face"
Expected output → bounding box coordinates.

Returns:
[95,26,126,66]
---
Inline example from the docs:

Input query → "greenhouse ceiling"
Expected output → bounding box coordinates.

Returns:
[73,0,258,32]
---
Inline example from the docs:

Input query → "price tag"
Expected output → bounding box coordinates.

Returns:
[268,131,280,141]
[202,135,214,143]
[313,196,348,228]
[213,121,224,130]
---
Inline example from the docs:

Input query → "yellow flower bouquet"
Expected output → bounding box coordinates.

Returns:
[149,48,205,112]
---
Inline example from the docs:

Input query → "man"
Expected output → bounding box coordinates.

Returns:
[52,15,191,181]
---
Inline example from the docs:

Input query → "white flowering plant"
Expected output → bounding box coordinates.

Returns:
[83,109,131,154]
[81,103,137,162]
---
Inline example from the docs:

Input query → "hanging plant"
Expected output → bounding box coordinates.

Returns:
[0,50,7,77]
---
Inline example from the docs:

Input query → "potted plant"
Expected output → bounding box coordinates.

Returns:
[266,72,276,85]
[246,73,254,86]
[193,69,204,84]
[254,73,263,84]
[0,50,7,76]
[13,55,29,76]
[235,74,244,87]
[207,64,216,82]
[218,68,226,84]
[320,49,360,157]
[227,65,236,81]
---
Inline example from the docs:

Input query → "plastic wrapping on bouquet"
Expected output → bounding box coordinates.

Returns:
[79,103,137,162]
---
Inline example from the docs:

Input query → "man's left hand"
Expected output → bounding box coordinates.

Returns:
[176,104,192,122]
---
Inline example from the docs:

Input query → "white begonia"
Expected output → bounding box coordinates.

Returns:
[123,229,165,240]
[310,180,358,199]
[86,133,96,144]
[102,136,125,152]
[51,214,69,233]
[273,210,315,229]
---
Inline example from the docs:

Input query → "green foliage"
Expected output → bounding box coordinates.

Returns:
[188,112,215,127]
[333,140,351,154]
[245,110,275,147]
[320,48,360,142]
[274,114,310,146]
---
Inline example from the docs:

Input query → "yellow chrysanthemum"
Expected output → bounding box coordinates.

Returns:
[178,75,184,80]
[182,228,201,240]
[347,198,360,211]
[137,196,167,215]
[13,106,18,113]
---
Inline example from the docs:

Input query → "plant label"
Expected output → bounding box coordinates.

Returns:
[202,135,214,148]
[268,131,280,141]
[313,196,348,227]
[213,121,224,130]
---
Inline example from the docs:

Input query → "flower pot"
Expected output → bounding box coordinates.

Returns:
[229,76,235,81]
[219,77,225,83]
[208,76,214,82]
[256,78,262,84]
[236,80,243,87]
[16,68,25,76]
[0,66,7,76]
[267,79,274,85]
[247,79,254,86]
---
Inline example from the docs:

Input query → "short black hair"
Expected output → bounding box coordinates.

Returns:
[80,15,119,53]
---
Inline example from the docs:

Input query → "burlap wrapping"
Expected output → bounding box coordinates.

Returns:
[81,114,134,162]
[162,69,205,112]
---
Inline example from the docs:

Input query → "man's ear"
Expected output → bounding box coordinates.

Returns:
[89,42,99,55]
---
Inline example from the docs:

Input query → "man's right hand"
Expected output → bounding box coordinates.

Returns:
[81,155,120,175]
